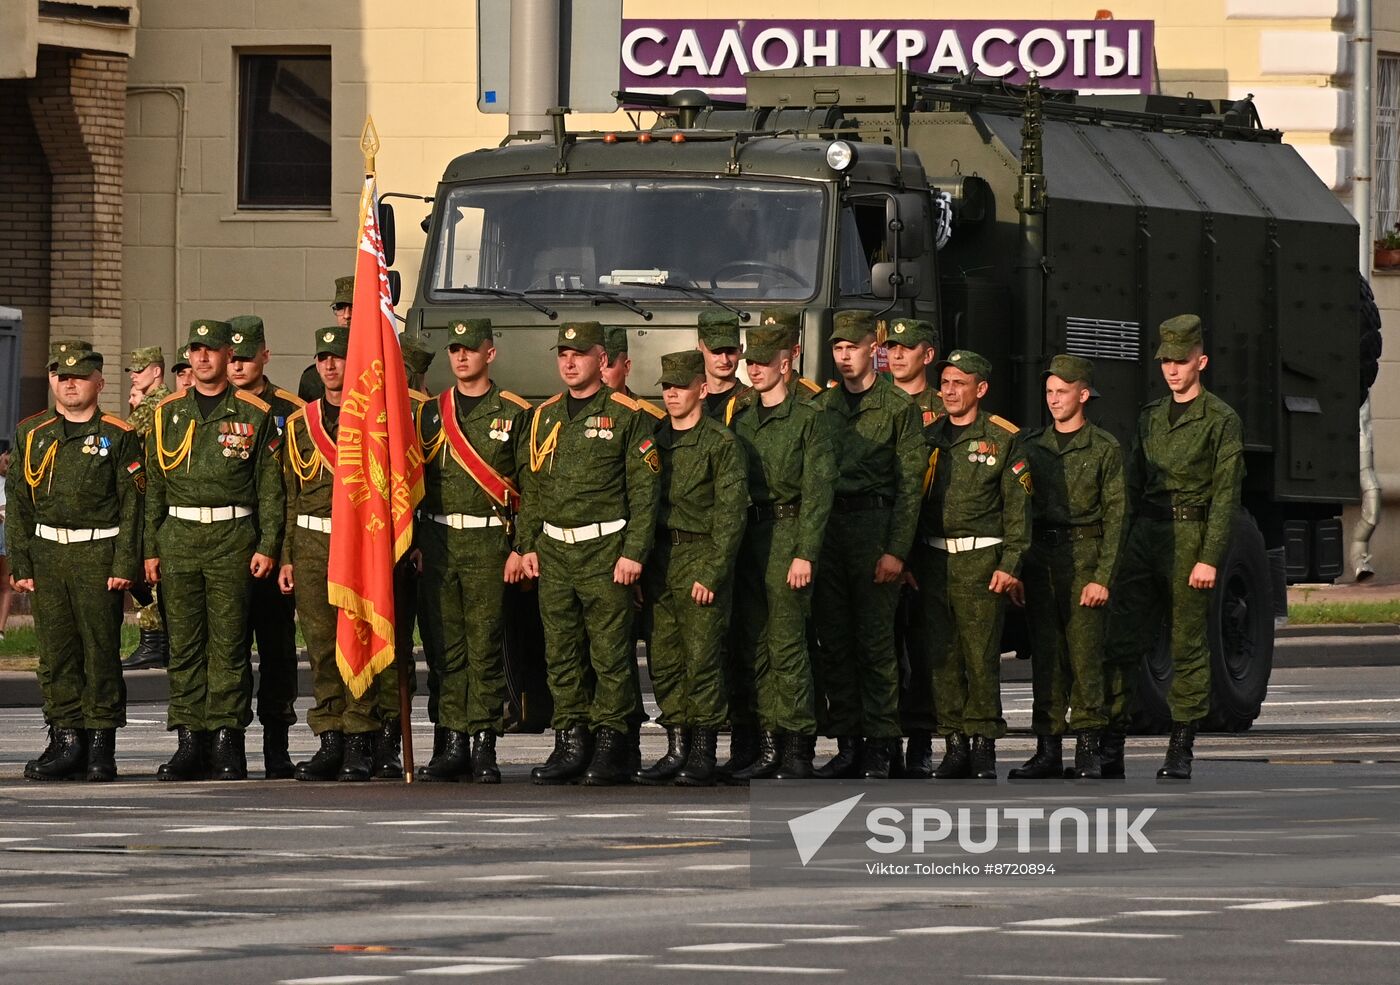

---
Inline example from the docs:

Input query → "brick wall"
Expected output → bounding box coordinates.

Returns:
[0,77,53,414]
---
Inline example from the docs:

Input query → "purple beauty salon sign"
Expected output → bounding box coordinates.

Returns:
[621,19,1154,95]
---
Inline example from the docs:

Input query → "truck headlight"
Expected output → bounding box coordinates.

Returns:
[826,140,857,172]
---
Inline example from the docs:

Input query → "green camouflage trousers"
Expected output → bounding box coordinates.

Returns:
[644,538,729,728]
[731,517,817,735]
[418,522,509,735]
[1023,538,1108,735]
[31,539,126,729]
[161,516,256,731]
[537,530,640,734]
[250,574,298,727]
[1104,518,1213,728]
[813,512,901,739]
[290,526,377,735]
[911,542,1007,739]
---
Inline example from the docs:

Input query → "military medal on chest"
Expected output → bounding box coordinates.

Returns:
[488,417,512,442]
[584,415,613,440]
[966,439,997,465]
[218,421,254,458]
[81,435,110,457]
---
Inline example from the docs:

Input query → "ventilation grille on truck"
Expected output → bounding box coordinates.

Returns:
[1064,316,1141,362]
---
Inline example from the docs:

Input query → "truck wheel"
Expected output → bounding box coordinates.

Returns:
[1361,275,1383,403]
[501,584,552,733]
[1131,511,1275,734]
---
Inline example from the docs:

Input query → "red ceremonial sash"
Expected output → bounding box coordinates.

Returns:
[437,390,520,511]
[305,399,338,468]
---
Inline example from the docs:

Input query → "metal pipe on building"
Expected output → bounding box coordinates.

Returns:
[1351,0,1381,580]
[508,0,560,137]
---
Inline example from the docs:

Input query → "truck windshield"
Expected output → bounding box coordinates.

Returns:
[428,178,824,302]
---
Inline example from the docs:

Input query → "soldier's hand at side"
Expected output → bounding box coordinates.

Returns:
[503,552,523,584]
[1080,582,1109,608]
[520,552,540,579]
[278,565,295,594]
[873,553,905,585]
[11,577,34,593]
[988,570,1018,595]
[250,553,276,579]
[144,558,161,584]
[107,577,132,591]
[1188,562,1217,590]
[691,581,715,606]
[408,547,424,575]
[613,557,642,586]
[787,558,813,590]
[1007,579,1026,607]
[902,570,919,591]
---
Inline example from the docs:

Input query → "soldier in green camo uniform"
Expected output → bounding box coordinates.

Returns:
[122,346,173,670]
[279,324,378,781]
[227,314,305,779]
[144,318,285,781]
[697,311,748,421]
[726,326,837,782]
[720,307,822,423]
[7,350,143,782]
[915,349,1032,780]
[299,276,355,402]
[172,345,194,391]
[881,317,944,777]
[1010,355,1126,781]
[1102,315,1244,780]
[634,350,749,786]
[414,318,532,783]
[811,310,927,780]
[515,321,660,786]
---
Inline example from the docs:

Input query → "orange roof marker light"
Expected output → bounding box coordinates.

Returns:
[638,132,654,143]
[671,133,687,143]
[603,133,619,144]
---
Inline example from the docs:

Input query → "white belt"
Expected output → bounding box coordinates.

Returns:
[924,535,1003,554]
[420,511,503,530]
[543,518,626,544]
[297,514,332,534]
[35,524,119,545]
[169,505,253,524]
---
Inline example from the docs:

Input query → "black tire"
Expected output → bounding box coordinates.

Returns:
[1361,275,1383,403]
[501,583,552,733]
[1131,511,1274,734]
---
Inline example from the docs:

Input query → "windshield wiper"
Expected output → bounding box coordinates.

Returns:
[436,287,557,319]
[635,282,751,322]
[525,288,653,321]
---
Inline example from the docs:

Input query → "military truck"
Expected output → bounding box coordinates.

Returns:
[394,67,1372,733]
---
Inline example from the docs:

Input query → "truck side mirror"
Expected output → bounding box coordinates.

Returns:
[388,269,402,307]
[885,193,929,261]
[871,260,920,299]
[379,201,396,266]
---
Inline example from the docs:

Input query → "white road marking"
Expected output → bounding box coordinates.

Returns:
[669,809,743,815]
[539,954,649,962]
[280,977,401,985]
[352,957,529,964]
[0,901,60,909]
[1353,895,1400,904]
[386,914,548,922]
[24,945,203,955]
[697,923,858,931]
[1259,698,1400,706]
[1290,939,1400,947]
[52,832,133,838]
[1132,896,1275,902]
[1003,931,1179,940]
[480,817,552,824]
[1007,917,1110,927]
[678,864,747,871]
[1118,910,1213,917]
[370,820,452,827]
[407,965,528,976]
[670,943,785,953]
[116,908,266,918]
[567,869,651,875]
[658,964,840,975]
[894,927,998,935]
[971,977,1163,983]
[0,838,37,843]
[567,813,641,819]
[783,936,893,945]
[1228,901,1327,911]
[103,893,196,902]
[455,875,545,883]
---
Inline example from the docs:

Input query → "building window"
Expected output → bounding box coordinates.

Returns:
[1376,53,1400,238]
[237,52,331,209]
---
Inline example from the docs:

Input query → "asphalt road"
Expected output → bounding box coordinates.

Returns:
[1,663,1398,984]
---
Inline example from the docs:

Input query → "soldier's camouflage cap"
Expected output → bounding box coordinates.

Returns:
[697,310,742,351]
[935,349,992,380]
[334,276,355,306]
[54,349,103,376]
[48,338,93,369]
[227,315,266,358]
[744,326,791,364]
[759,305,803,347]
[555,321,605,353]
[603,325,630,359]
[401,334,435,376]
[1044,353,1099,396]
[125,345,164,372]
[657,349,705,387]
[172,345,192,370]
[829,309,877,344]
[1155,314,1203,360]
[884,317,940,350]
[445,318,493,350]
[187,319,233,349]
[314,325,349,358]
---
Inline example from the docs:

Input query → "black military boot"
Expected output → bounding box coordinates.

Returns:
[904,730,934,779]
[262,723,294,780]
[121,629,169,669]
[1100,730,1127,779]
[717,726,758,780]
[1008,735,1064,780]
[531,725,593,785]
[1157,723,1195,780]
[582,727,632,786]
[86,728,117,782]
[471,731,501,784]
[887,738,906,779]
[211,727,248,781]
[933,733,971,779]
[24,725,59,779]
[1073,731,1104,779]
[158,727,207,781]
[970,735,997,780]
[774,733,816,780]
[373,719,403,778]
[813,736,863,779]
[421,730,472,781]
[295,730,344,781]
[416,725,448,779]
[859,738,892,779]
[674,727,719,787]
[338,732,374,782]
[634,726,690,785]
[730,730,782,783]
[29,728,87,781]
[626,722,643,774]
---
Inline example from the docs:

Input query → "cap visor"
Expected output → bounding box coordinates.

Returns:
[1155,344,1192,360]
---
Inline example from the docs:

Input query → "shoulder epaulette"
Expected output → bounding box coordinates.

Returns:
[157,390,185,409]
[18,408,53,428]
[274,387,306,409]
[539,393,562,409]
[638,399,665,420]
[799,377,823,394]
[234,390,271,413]
[408,388,430,404]
[610,391,640,411]
[499,389,531,409]
[101,414,134,432]
[989,414,1019,434]
[286,406,308,427]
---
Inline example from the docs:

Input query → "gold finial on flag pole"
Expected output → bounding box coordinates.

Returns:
[360,116,380,175]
